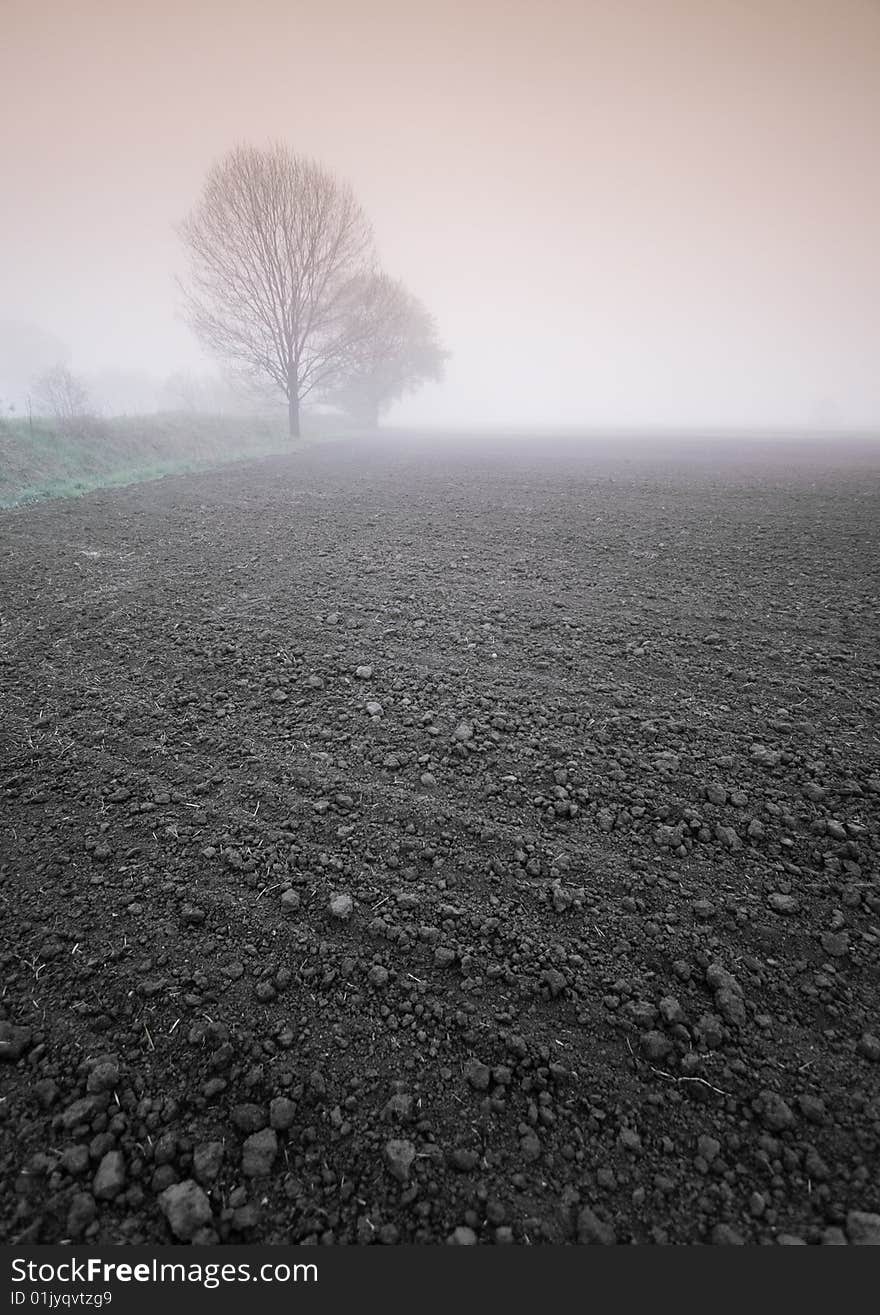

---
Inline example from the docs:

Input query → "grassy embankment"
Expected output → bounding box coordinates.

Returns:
[0,411,342,508]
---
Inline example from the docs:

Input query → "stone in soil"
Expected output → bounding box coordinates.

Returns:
[0,1023,32,1061]
[92,1150,125,1201]
[159,1180,213,1241]
[193,1142,224,1185]
[280,888,301,913]
[384,1139,416,1183]
[847,1212,880,1245]
[241,1129,278,1178]
[577,1206,617,1245]
[329,893,354,921]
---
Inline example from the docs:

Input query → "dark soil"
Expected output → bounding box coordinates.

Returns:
[2,432,879,1246]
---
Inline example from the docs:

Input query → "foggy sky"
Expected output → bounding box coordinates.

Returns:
[2,0,879,428]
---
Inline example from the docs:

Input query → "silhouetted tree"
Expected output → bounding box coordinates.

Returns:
[178,143,376,438]
[32,364,93,433]
[325,274,448,426]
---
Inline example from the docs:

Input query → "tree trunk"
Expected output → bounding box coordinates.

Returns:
[288,393,300,439]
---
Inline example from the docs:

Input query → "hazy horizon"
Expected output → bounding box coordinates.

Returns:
[2,0,879,430]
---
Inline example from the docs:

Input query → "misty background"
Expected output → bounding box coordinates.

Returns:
[2,0,878,430]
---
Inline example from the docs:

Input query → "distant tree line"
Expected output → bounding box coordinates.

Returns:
[0,320,295,433]
[177,143,448,437]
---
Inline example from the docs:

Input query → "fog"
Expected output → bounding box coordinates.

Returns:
[2,0,879,431]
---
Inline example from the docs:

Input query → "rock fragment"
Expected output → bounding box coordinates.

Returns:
[193,1142,224,1185]
[384,1139,416,1183]
[241,1129,278,1178]
[847,1212,880,1245]
[577,1206,617,1245]
[329,893,354,921]
[160,1180,212,1241]
[93,1151,125,1201]
[0,1023,32,1062]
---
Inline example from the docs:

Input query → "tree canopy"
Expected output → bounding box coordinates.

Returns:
[324,273,447,427]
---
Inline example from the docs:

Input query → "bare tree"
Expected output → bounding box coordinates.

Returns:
[325,274,448,427]
[178,143,376,438]
[31,364,93,433]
